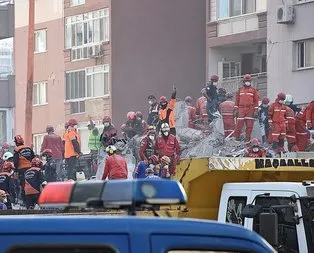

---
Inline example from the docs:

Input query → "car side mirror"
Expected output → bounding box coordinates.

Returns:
[241,204,262,218]
[259,212,278,247]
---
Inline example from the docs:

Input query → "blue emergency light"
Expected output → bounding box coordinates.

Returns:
[38,179,187,210]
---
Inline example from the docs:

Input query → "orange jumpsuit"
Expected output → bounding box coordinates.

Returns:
[234,86,259,142]
[306,101,314,129]
[195,96,208,123]
[286,106,296,145]
[268,100,287,143]
[219,100,235,137]
[187,105,197,129]
[296,108,309,151]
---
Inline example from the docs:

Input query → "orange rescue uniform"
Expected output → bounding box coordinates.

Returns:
[286,106,296,144]
[195,96,208,122]
[64,127,81,159]
[306,101,314,129]
[187,105,197,129]
[268,100,287,143]
[219,100,235,137]
[296,108,309,151]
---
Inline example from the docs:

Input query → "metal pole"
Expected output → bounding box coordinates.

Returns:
[24,0,35,146]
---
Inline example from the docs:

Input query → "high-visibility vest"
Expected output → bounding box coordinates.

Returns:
[88,130,101,151]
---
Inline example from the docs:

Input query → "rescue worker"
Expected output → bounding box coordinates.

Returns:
[204,75,219,123]
[41,149,57,182]
[100,116,118,148]
[136,111,147,135]
[125,112,143,138]
[218,88,227,104]
[259,98,270,144]
[219,93,235,137]
[24,157,46,209]
[133,159,149,179]
[145,168,160,180]
[185,96,197,129]
[155,123,180,176]
[102,145,128,180]
[0,161,16,209]
[159,156,171,179]
[234,74,259,144]
[157,86,177,135]
[2,152,19,204]
[0,190,7,210]
[285,100,298,152]
[40,125,64,181]
[245,138,266,158]
[295,107,309,151]
[0,143,10,168]
[87,119,101,155]
[139,126,156,162]
[196,88,208,123]
[285,94,300,114]
[147,95,159,127]
[268,93,288,154]
[306,101,314,130]
[13,135,35,204]
[63,119,81,180]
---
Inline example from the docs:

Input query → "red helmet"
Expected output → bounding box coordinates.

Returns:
[68,118,78,127]
[218,88,226,94]
[184,96,192,103]
[251,138,260,147]
[210,75,219,82]
[42,149,53,157]
[1,143,9,150]
[14,135,24,145]
[2,161,14,172]
[277,92,286,100]
[160,156,171,165]
[127,112,136,120]
[149,155,159,165]
[135,111,143,118]
[31,157,42,167]
[159,96,167,103]
[243,74,252,81]
[262,98,270,105]
[103,116,111,124]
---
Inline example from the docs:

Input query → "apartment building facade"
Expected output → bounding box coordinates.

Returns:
[267,0,314,104]
[15,0,206,154]
[206,0,267,99]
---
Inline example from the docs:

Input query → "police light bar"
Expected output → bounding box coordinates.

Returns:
[38,179,187,209]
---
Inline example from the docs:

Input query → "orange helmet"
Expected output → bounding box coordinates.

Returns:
[127,112,136,120]
[68,118,78,127]
[42,149,53,157]
[277,92,286,101]
[14,135,24,145]
[243,74,252,81]
[210,75,219,82]
[160,156,171,165]
[31,157,42,167]
[149,155,159,165]
[185,96,192,103]
[2,161,14,172]
[103,116,111,124]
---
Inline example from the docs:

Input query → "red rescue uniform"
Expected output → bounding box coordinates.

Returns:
[139,136,156,161]
[219,100,235,137]
[306,101,314,129]
[195,96,208,122]
[295,108,309,151]
[155,134,180,176]
[187,105,197,129]
[286,106,296,144]
[268,100,287,143]
[234,86,259,142]
[102,154,128,180]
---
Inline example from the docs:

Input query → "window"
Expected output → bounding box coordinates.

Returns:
[65,9,109,61]
[70,0,85,6]
[33,82,47,105]
[34,29,47,53]
[218,0,256,19]
[297,39,314,69]
[33,133,45,155]
[225,196,247,226]
[253,197,299,252]
[65,65,109,101]
[71,101,85,114]
[218,61,241,79]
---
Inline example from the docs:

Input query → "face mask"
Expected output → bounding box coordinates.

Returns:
[74,125,78,130]
[149,135,155,141]
[279,100,284,104]
[137,117,141,121]
[253,147,259,153]
[244,82,251,86]
[212,82,218,86]
[148,100,153,105]
[104,122,110,127]
[149,164,155,169]
[163,131,169,136]
[42,156,47,162]
[164,165,169,169]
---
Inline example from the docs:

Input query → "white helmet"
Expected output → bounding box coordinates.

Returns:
[161,123,170,132]
[2,152,13,161]
[285,94,293,104]
[105,145,117,155]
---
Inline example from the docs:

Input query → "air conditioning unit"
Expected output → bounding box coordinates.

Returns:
[277,5,295,24]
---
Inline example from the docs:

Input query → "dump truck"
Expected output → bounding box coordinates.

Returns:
[169,156,314,252]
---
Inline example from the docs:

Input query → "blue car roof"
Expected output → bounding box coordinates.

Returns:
[0,215,266,244]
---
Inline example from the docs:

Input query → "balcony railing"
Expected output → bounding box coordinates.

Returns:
[220,72,267,98]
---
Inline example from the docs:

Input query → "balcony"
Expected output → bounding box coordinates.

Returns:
[220,72,267,99]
